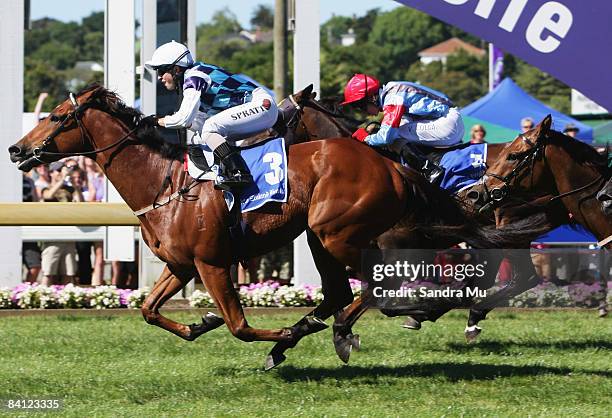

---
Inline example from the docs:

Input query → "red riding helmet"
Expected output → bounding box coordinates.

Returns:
[341,74,381,105]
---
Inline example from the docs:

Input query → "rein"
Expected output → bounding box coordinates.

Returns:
[481,134,607,212]
[33,91,202,217]
[32,93,139,162]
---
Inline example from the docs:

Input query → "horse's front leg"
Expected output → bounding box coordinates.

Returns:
[141,265,224,341]
[195,260,294,343]
[466,251,539,342]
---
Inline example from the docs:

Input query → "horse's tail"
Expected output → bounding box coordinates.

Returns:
[393,164,554,248]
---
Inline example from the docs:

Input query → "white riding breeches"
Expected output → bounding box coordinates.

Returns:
[191,87,278,148]
[393,107,465,148]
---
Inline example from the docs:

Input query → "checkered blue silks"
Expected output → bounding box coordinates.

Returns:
[184,63,261,115]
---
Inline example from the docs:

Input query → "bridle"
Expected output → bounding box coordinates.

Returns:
[31,92,140,163]
[479,132,607,213]
[278,93,359,140]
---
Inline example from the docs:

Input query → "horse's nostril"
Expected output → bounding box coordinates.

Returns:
[8,145,22,156]
[466,190,480,202]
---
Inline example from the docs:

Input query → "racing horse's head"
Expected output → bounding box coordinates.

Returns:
[467,115,554,214]
[9,84,143,172]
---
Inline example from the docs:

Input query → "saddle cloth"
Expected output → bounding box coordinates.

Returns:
[401,142,487,194]
[437,143,487,193]
[187,137,288,212]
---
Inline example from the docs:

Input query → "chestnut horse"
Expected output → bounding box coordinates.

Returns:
[468,115,611,316]
[272,96,562,361]
[9,85,515,368]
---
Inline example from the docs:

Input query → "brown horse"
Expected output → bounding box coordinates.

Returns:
[467,115,611,316]
[472,115,611,247]
[9,84,513,369]
[273,96,562,361]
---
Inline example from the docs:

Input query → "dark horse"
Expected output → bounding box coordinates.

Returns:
[9,85,525,368]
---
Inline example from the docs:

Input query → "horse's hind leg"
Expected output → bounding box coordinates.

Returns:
[265,229,354,370]
[332,293,372,363]
[141,265,224,341]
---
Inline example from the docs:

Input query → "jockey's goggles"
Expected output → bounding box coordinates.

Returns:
[155,50,191,77]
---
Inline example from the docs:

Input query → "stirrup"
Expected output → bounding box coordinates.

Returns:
[423,160,445,185]
[214,172,253,191]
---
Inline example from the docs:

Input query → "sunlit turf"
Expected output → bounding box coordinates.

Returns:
[0,309,610,417]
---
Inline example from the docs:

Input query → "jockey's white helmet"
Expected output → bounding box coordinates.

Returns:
[145,41,194,69]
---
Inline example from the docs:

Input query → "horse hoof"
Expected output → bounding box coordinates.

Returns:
[402,316,421,330]
[465,325,482,343]
[348,333,361,351]
[264,351,287,371]
[598,308,608,318]
[334,338,353,364]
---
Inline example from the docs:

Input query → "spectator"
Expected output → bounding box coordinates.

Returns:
[563,123,579,138]
[237,259,260,284]
[83,158,108,286]
[34,164,51,199]
[258,244,293,284]
[469,124,487,144]
[520,117,534,133]
[64,163,96,285]
[22,172,41,282]
[39,161,84,285]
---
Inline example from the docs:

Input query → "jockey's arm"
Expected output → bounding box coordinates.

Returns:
[364,94,406,147]
[159,88,202,129]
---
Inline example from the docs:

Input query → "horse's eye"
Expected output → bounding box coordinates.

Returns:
[49,114,61,122]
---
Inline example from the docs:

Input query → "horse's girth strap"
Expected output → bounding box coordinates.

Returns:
[133,180,200,217]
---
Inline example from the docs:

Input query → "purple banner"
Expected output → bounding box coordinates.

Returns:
[394,0,612,112]
[489,44,504,91]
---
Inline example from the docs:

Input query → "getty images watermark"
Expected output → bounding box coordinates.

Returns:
[360,248,610,309]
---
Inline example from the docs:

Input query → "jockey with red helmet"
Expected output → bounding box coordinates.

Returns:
[341,74,465,184]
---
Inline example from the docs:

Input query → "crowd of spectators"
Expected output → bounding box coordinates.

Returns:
[21,156,139,288]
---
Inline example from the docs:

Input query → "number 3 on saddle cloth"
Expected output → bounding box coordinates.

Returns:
[186,137,288,212]
[404,143,488,194]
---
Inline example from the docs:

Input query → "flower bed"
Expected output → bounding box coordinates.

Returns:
[507,282,610,308]
[0,280,609,310]
[0,283,149,310]
[189,280,361,308]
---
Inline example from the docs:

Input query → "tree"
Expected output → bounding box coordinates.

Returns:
[81,11,104,33]
[513,62,570,113]
[250,4,274,30]
[23,58,66,112]
[405,51,487,108]
[368,7,449,80]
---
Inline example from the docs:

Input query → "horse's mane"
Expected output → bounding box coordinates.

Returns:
[395,166,553,248]
[77,83,186,160]
[547,130,609,172]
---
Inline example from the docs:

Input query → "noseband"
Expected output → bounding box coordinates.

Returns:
[32,92,140,162]
[480,133,607,213]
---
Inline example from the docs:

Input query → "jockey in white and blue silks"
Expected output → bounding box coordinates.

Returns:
[144,41,278,189]
[341,74,465,184]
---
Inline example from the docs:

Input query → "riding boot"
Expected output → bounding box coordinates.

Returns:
[213,142,253,190]
[400,143,445,185]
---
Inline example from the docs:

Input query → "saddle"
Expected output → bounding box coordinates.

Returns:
[187,107,294,173]
[415,141,474,166]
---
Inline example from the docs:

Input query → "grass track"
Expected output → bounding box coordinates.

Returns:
[0,310,610,417]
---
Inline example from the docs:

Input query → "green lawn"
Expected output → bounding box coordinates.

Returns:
[0,310,610,417]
